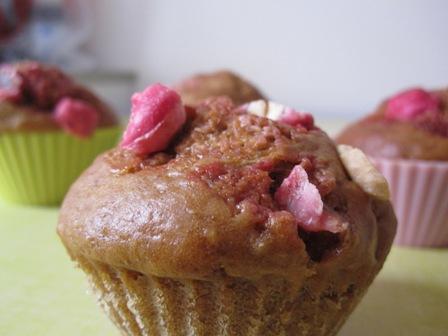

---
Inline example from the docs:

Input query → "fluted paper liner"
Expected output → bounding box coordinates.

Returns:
[0,127,121,205]
[74,256,365,336]
[371,157,448,247]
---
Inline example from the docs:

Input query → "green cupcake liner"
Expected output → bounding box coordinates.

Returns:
[0,126,121,206]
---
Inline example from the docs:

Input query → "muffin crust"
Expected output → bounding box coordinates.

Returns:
[59,98,396,284]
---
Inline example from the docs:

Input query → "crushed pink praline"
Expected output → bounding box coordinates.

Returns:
[385,88,441,122]
[0,65,23,103]
[53,98,99,138]
[275,165,323,231]
[121,83,187,156]
[279,108,315,130]
[274,164,344,233]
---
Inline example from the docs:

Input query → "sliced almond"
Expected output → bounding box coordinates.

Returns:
[245,100,268,117]
[337,144,390,201]
[245,100,285,120]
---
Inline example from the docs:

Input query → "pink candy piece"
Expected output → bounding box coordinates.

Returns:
[0,65,23,103]
[121,84,186,156]
[0,87,21,103]
[385,88,441,121]
[275,165,323,231]
[275,165,345,233]
[317,210,347,234]
[54,98,99,138]
[279,108,315,130]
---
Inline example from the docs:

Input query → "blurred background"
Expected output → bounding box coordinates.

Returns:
[1,0,447,120]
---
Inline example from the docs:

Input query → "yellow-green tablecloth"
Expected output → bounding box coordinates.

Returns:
[1,201,447,336]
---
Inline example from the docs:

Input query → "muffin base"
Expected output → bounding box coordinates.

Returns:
[372,157,448,247]
[76,256,364,336]
[0,126,121,205]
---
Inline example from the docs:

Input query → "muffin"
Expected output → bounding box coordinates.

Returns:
[0,61,120,205]
[337,87,448,246]
[58,84,396,336]
[174,70,265,107]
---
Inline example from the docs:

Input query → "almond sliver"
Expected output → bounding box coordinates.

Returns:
[337,144,390,201]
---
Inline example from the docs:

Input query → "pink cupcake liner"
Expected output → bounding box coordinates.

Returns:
[371,157,448,247]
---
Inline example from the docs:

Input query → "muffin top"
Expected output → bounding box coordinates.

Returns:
[58,84,396,286]
[337,87,448,161]
[174,70,265,107]
[0,61,117,137]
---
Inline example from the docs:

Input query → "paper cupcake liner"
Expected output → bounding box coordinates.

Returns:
[74,256,362,336]
[371,157,448,247]
[0,126,121,205]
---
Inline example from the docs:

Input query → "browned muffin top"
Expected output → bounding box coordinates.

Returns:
[0,61,117,136]
[58,93,396,286]
[337,88,448,161]
[174,70,265,107]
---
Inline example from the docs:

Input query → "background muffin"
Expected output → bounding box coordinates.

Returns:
[337,87,448,247]
[337,88,448,161]
[0,61,120,205]
[0,61,117,134]
[58,84,396,336]
[174,70,265,107]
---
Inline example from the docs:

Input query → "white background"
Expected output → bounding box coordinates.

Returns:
[88,0,448,119]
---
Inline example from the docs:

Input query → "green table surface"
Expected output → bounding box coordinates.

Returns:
[1,201,447,336]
